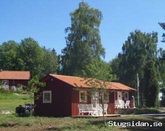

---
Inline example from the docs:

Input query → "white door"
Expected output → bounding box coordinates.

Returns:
[91,91,99,108]
[91,91,103,116]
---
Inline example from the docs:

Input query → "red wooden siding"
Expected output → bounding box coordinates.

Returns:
[108,91,115,113]
[34,75,72,117]
[71,90,79,116]
[8,80,28,87]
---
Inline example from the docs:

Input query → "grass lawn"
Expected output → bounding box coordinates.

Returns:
[0,115,116,131]
[0,91,33,113]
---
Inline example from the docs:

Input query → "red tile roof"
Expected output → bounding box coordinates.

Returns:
[49,74,136,91]
[0,71,30,80]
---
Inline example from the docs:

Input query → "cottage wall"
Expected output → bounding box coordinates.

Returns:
[34,76,72,117]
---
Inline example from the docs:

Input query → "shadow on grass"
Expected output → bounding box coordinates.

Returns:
[45,123,109,131]
[0,121,32,128]
[0,122,20,127]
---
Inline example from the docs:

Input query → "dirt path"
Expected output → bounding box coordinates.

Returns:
[159,107,165,113]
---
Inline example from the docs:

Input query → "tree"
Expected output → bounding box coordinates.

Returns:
[27,76,46,106]
[142,60,159,107]
[158,48,165,86]
[158,22,165,106]
[110,56,122,81]
[18,38,44,77]
[61,2,105,76]
[159,22,165,42]
[41,48,58,77]
[111,30,158,107]
[0,41,20,70]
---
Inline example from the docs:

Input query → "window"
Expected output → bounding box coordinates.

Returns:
[2,80,9,85]
[43,91,52,103]
[79,91,87,103]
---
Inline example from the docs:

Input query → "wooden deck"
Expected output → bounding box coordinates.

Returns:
[73,114,120,118]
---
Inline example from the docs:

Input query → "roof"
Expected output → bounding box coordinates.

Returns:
[0,71,30,80]
[49,74,136,91]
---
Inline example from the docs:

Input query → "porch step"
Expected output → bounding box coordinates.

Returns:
[73,114,121,118]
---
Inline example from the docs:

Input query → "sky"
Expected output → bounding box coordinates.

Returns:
[0,0,165,61]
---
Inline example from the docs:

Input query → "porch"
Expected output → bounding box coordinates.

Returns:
[76,90,136,116]
[78,103,108,116]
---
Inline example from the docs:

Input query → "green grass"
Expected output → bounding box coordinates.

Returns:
[0,91,33,113]
[0,115,116,131]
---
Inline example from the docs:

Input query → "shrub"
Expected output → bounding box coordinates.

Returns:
[134,108,160,114]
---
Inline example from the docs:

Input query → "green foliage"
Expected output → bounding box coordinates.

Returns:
[61,2,105,76]
[121,30,157,87]
[41,48,58,77]
[0,41,19,70]
[142,60,159,107]
[18,38,44,76]
[110,57,121,80]
[83,59,115,81]
[134,108,160,114]
[111,30,159,107]
[28,76,45,93]
[158,48,165,87]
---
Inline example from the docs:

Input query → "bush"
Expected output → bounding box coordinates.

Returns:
[0,88,11,93]
[134,108,160,114]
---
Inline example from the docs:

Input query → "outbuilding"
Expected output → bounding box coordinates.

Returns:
[0,70,30,90]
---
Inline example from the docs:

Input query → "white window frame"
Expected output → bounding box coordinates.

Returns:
[79,90,87,103]
[43,91,52,103]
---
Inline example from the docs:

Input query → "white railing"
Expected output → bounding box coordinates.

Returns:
[78,104,108,116]
[115,100,131,109]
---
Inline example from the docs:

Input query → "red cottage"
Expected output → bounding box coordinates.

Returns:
[34,74,136,117]
[0,71,30,89]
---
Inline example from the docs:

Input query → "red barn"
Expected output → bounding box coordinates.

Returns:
[34,74,136,117]
[0,71,30,89]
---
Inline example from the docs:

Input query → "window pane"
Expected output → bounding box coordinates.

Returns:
[44,93,50,101]
[43,91,52,103]
[79,91,87,102]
